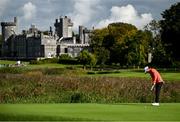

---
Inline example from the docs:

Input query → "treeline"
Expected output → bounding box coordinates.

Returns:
[0,72,179,103]
[90,23,150,67]
[89,2,180,68]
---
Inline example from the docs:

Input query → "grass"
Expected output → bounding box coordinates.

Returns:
[1,59,180,81]
[27,63,69,69]
[0,60,16,64]
[87,70,180,81]
[0,103,180,121]
[0,60,179,121]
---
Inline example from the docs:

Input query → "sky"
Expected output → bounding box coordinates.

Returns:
[0,0,179,34]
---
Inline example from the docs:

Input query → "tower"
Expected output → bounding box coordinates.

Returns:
[79,26,84,44]
[1,17,17,42]
[54,16,73,38]
[79,26,91,44]
[1,17,17,56]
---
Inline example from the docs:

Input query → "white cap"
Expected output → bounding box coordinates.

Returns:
[144,66,149,73]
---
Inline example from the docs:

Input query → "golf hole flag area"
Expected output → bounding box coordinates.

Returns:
[0,103,180,121]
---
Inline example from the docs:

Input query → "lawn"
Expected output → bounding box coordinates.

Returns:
[27,63,69,69]
[1,59,180,81]
[0,60,16,65]
[88,70,180,81]
[0,103,180,121]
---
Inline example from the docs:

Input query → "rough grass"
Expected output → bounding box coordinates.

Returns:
[0,103,180,121]
[0,63,180,103]
[0,73,179,103]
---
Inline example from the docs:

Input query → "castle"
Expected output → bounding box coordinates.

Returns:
[0,16,91,59]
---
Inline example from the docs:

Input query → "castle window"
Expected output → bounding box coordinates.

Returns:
[65,48,68,53]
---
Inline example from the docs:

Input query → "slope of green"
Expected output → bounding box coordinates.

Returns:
[87,70,180,81]
[0,103,180,121]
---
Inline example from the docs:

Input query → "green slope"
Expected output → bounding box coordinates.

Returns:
[0,103,180,121]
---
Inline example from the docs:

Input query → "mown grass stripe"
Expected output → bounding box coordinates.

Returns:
[0,103,179,121]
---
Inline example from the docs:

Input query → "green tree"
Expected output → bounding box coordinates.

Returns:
[108,23,138,65]
[160,2,180,61]
[96,47,110,68]
[90,28,109,52]
[90,22,152,67]
[90,28,110,65]
[108,22,137,44]
[145,20,171,67]
[78,50,97,70]
[123,30,152,67]
[89,53,97,70]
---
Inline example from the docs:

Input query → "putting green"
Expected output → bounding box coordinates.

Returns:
[0,103,179,121]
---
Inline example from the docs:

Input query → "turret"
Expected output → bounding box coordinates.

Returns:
[1,17,17,42]
[54,16,73,38]
[1,17,17,56]
[79,26,84,44]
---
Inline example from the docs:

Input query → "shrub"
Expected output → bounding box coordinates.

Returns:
[59,54,72,60]
[30,58,59,65]
[58,59,79,65]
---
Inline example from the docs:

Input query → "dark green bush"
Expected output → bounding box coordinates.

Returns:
[29,60,43,64]
[58,59,79,65]
[59,54,72,60]
[30,58,59,65]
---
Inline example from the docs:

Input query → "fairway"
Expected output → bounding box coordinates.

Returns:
[0,103,180,121]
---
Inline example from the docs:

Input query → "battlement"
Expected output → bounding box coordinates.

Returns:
[1,22,16,26]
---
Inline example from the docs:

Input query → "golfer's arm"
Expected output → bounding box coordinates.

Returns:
[151,82,156,90]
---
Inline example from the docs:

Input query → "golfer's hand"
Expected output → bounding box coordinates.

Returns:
[151,83,155,91]
[150,86,154,91]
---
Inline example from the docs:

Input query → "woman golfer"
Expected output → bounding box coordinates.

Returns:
[144,66,164,106]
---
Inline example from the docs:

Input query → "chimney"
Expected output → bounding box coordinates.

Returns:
[14,17,17,24]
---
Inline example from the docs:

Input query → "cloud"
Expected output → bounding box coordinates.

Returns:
[68,0,100,30]
[22,2,36,20]
[0,0,10,16]
[96,4,153,29]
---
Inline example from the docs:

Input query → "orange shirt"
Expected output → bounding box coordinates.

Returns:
[148,68,163,83]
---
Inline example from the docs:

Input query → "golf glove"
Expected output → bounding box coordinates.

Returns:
[151,84,155,91]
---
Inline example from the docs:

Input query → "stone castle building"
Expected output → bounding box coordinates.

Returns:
[0,16,91,59]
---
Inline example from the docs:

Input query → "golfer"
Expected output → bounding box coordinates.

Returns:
[144,66,164,106]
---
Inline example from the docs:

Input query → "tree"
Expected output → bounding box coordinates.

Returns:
[108,22,137,44]
[145,20,171,67]
[78,50,97,70]
[90,28,109,51]
[107,23,138,65]
[160,2,180,61]
[144,20,161,51]
[90,22,152,67]
[95,47,110,68]
[90,28,110,65]
[123,30,152,67]
[88,53,97,70]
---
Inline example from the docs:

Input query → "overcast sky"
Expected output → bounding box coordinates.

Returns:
[0,0,179,33]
